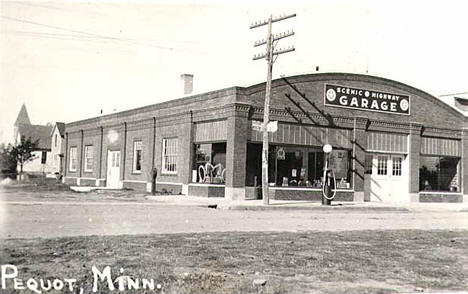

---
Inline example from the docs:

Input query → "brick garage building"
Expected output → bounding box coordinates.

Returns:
[63,73,468,202]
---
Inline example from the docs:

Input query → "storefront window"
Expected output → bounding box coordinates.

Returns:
[307,151,324,186]
[328,150,351,189]
[275,149,305,186]
[193,143,226,184]
[244,144,352,189]
[420,156,460,192]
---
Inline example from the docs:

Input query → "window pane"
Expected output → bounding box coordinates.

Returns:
[439,157,459,191]
[84,146,93,171]
[136,150,141,170]
[69,147,77,171]
[392,157,402,176]
[275,151,303,186]
[420,156,459,191]
[115,152,120,168]
[193,143,226,183]
[41,151,47,164]
[377,156,387,175]
[162,138,177,173]
[134,141,142,172]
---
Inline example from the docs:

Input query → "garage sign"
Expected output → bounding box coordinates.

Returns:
[324,84,410,115]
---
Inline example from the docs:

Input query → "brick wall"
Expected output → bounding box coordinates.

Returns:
[270,189,354,201]
[244,74,465,129]
[62,73,466,201]
[124,119,154,183]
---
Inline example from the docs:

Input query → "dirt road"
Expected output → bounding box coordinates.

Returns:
[1,198,467,239]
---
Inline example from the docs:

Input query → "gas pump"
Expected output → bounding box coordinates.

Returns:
[322,144,336,205]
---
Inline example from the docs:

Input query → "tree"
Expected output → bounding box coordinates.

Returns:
[11,136,39,180]
[0,143,17,177]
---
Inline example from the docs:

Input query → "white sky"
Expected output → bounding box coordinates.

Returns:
[1,0,467,144]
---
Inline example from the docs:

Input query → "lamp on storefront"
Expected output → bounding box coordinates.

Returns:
[323,144,332,154]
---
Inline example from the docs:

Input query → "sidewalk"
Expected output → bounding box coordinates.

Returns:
[145,195,468,212]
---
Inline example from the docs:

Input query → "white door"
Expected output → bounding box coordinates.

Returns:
[106,150,121,188]
[370,155,407,202]
[390,156,406,202]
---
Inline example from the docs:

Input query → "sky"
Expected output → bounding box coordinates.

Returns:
[1,0,467,144]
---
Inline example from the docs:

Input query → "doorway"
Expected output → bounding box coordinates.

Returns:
[106,150,121,188]
[369,154,407,202]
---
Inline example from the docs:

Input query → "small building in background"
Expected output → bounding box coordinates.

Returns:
[438,93,468,117]
[13,104,54,176]
[50,122,66,175]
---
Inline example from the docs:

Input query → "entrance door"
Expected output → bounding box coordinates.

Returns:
[106,150,121,188]
[370,154,407,202]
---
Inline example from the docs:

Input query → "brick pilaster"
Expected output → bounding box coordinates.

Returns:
[119,122,127,188]
[408,122,423,202]
[225,104,250,200]
[78,129,84,185]
[352,117,368,202]
[179,112,194,193]
[96,126,104,187]
[462,128,468,202]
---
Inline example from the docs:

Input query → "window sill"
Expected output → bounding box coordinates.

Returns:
[189,183,225,187]
[132,171,142,175]
[161,173,178,176]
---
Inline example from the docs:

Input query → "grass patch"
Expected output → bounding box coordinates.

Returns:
[1,230,467,293]
[1,176,72,192]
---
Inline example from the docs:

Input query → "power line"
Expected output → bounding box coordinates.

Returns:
[1,15,224,58]
[1,1,96,14]
[2,15,123,40]
[1,15,175,51]
[3,30,115,42]
[2,29,170,50]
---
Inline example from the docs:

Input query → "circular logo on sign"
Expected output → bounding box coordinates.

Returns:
[326,89,336,101]
[364,91,370,97]
[400,99,409,112]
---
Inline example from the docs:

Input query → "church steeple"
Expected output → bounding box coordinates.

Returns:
[14,104,31,126]
[14,104,31,143]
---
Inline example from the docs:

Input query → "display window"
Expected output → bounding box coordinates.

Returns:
[420,156,460,192]
[246,143,352,189]
[193,143,226,184]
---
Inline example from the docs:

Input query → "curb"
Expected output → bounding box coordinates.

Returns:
[220,205,410,212]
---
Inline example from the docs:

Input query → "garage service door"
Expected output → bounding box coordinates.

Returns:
[370,155,407,202]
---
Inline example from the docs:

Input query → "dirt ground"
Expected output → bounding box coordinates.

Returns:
[1,230,467,294]
[1,187,467,293]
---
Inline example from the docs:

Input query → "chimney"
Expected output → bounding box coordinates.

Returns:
[180,74,194,95]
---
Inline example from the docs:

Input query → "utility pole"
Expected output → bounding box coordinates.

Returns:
[250,13,296,205]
